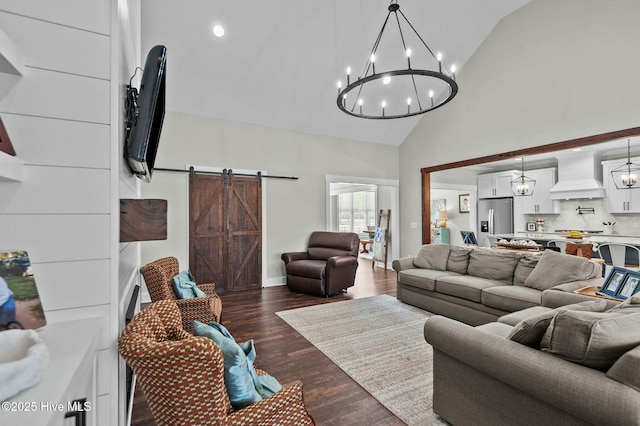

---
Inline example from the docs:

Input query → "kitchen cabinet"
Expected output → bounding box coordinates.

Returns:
[602,158,640,213]
[520,168,560,214]
[4,318,102,425]
[477,171,517,198]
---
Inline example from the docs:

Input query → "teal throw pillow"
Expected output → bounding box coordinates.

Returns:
[193,320,262,409]
[172,270,206,299]
[193,321,283,408]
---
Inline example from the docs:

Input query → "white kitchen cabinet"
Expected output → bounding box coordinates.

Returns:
[602,158,640,213]
[477,171,517,198]
[521,168,560,214]
[3,318,102,426]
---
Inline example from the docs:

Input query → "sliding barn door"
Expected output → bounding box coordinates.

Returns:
[189,172,262,292]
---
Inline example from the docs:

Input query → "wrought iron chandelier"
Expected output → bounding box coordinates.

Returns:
[611,139,640,189]
[511,157,536,196]
[336,1,458,119]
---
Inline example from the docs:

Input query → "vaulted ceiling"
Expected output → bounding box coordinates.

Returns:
[141,0,533,146]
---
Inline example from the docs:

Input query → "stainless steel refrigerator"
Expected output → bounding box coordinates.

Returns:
[477,197,513,247]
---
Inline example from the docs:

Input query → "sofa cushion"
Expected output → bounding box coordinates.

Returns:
[285,259,326,279]
[475,322,513,338]
[467,250,521,285]
[413,244,451,271]
[436,275,505,303]
[506,300,607,348]
[513,255,539,287]
[607,345,640,392]
[540,309,640,370]
[398,269,460,291]
[524,250,600,291]
[498,306,554,326]
[481,285,542,312]
[446,246,473,274]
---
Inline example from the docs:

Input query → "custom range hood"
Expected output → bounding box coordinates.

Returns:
[548,151,605,200]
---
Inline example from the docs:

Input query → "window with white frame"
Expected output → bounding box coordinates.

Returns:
[338,190,376,233]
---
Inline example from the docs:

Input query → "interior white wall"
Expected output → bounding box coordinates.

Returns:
[115,1,142,425]
[399,0,640,257]
[431,186,477,247]
[141,111,399,288]
[0,0,136,424]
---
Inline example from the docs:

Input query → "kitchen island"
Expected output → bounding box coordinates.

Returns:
[493,232,640,245]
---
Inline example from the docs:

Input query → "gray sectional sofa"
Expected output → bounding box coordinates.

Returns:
[393,244,609,325]
[424,296,640,425]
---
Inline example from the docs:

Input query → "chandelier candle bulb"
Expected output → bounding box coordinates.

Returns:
[406,48,412,69]
[346,66,351,85]
[358,98,363,114]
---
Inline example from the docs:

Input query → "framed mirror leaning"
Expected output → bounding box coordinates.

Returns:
[420,126,640,244]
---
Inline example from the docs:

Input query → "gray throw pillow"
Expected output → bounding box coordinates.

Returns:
[413,244,451,271]
[513,255,539,287]
[467,249,520,285]
[507,300,607,347]
[607,292,640,312]
[446,246,473,274]
[540,309,640,371]
[607,345,640,391]
[524,250,600,291]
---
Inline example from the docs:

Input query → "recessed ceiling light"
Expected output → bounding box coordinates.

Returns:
[572,148,581,152]
[213,24,225,38]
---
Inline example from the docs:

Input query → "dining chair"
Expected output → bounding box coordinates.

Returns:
[460,231,478,246]
[596,243,640,276]
[546,240,571,253]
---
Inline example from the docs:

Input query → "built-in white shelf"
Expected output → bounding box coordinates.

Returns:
[0,150,23,181]
[3,318,103,425]
[0,26,25,75]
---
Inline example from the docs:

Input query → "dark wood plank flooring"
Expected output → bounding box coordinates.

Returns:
[130,259,405,425]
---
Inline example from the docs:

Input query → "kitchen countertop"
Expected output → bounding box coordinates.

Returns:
[494,233,640,245]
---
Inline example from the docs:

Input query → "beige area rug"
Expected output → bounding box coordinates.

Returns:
[276,294,446,426]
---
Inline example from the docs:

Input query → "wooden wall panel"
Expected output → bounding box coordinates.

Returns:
[1,114,110,168]
[0,166,110,214]
[33,260,110,311]
[0,12,110,79]
[0,68,110,123]
[0,0,110,35]
[0,215,110,262]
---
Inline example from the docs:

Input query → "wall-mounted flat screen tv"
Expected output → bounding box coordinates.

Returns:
[125,45,167,182]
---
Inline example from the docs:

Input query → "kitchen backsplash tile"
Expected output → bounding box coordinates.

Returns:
[526,198,640,236]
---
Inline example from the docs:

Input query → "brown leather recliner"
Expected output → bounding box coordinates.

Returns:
[281,231,360,297]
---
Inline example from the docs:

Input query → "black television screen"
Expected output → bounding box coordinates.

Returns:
[125,45,167,182]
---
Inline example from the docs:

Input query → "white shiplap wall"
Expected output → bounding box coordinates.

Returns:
[0,1,141,424]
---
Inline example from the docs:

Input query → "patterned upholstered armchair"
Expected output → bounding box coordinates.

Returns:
[119,300,315,426]
[140,256,222,333]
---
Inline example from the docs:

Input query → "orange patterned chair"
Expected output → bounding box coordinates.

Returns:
[119,300,315,426]
[140,256,222,333]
